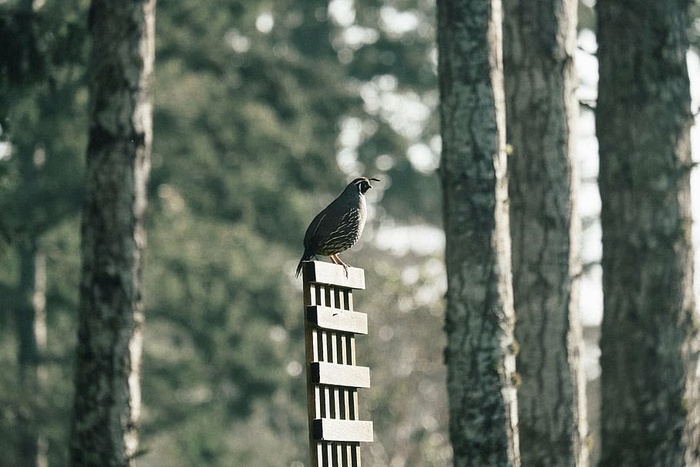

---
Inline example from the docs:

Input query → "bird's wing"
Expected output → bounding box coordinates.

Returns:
[304,210,328,246]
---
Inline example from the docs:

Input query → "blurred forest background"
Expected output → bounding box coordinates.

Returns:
[0,0,699,465]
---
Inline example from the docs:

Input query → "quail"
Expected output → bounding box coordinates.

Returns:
[295,177,379,277]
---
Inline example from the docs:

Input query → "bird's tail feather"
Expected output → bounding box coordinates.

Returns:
[295,252,313,278]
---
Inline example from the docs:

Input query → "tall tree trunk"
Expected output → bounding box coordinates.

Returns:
[15,136,49,467]
[15,239,47,467]
[69,0,155,465]
[597,1,700,465]
[13,1,49,461]
[437,0,520,464]
[502,1,587,465]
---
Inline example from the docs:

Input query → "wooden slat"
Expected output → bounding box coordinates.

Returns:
[313,419,374,443]
[311,362,371,388]
[339,334,348,364]
[314,386,321,418]
[331,330,338,364]
[321,330,329,362]
[303,261,366,290]
[315,443,322,464]
[323,386,330,418]
[308,305,368,334]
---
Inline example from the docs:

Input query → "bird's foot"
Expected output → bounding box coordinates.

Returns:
[331,254,350,277]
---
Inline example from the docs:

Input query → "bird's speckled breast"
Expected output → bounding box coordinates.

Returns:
[319,196,366,255]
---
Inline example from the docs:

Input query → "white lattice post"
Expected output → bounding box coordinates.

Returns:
[301,261,373,467]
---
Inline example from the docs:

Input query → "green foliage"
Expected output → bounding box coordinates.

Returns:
[0,0,88,247]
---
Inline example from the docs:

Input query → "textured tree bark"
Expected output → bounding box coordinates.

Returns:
[597,1,700,466]
[437,0,520,464]
[502,1,588,466]
[69,0,155,465]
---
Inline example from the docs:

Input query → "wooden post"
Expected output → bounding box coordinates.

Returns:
[302,261,373,467]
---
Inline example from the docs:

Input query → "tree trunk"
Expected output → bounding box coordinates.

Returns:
[502,1,587,466]
[597,1,700,466]
[15,135,49,467]
[15,239,47,467]
[437,0,520,464]
[69,0,155,465]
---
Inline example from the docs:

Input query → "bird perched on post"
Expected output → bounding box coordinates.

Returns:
[295,177,379,277]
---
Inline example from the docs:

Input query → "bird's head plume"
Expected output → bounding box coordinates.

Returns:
[348,177,380,195]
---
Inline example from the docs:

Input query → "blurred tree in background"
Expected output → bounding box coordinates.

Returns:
[1,0,88,465]
[1,0,446,465]
[69,0,155,464]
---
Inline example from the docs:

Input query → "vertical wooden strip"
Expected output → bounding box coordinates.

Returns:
[338,389,349,420]
[330,331,338,364]
[346,389,352,421]
[340,443,348,467]
[320,330,327,363]
[324,386,332,419]
[353,389,359,420]
[315,330,321,362]
[321,331,329,363]
[337,288,345,310]
[352,389,359,420]
[309,283,317,306]
[339,333,347,365]
[326,331,334,363]
[329,390,335,420]
[319,386,326,418]
[334,288,341,310]
[333,386,341,420]
[333,332,340,365]
[314,385,322,418]
[329,286,337,309]
[335,333,342,365]
[336,442,343,467]
[320,442,328,466]
[311,328,319,361]
[327,441,334,466]
[349,335,356,366]
[330,326,341,423]
[318,283,327,307]
[321,385,326,419]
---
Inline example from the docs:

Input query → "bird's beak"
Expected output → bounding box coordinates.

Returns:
[369,177,380,183]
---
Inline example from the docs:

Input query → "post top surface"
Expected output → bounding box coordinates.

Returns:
[302,260,365,289]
